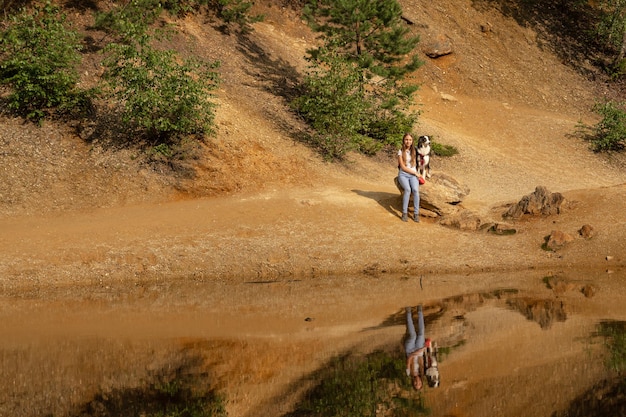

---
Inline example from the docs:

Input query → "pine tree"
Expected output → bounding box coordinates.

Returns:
[303,0,422,83]
[294,0,422,159]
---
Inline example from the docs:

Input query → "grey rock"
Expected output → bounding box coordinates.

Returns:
[503,186,564,219]
[423,34,453,58]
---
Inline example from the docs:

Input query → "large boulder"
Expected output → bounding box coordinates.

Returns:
[438,208,482,230]
[395,172,469,216]
[503,186,564,219]
[543,230,575,251]
[422,33,453,58]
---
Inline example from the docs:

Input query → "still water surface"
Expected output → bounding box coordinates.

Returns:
[1,269,625,417]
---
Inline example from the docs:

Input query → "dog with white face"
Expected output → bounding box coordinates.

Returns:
[417,135,432,179]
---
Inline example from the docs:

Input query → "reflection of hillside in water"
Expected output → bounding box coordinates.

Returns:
[394,289,624,417]
[382,288,568,350]
[506,297,567,329]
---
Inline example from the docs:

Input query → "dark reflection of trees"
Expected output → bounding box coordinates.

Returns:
[553,377,626,417]
[280,349,429,417]
[377,289,519,328]
[553,321,626,417]
[67,351,226,417]
[280,289,571,417]
[598,321,626,373]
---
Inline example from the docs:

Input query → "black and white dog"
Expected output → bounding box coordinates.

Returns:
[416,135,432,179]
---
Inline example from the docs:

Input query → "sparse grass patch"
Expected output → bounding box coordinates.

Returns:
[431,141,458,157]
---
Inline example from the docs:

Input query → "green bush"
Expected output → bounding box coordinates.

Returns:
[96,0,221,146]
[94,0,164,41]
[432,141,458,157]
[363,106,418,147]
[0,1,93,122]
[593,0,626,53]
[102,37,220,144]
[353,134,384,156]
[292,48,420,159]
[213,0,265,32]
[292,49,370,159]
[577,100,626,152]
[99,0,264,33]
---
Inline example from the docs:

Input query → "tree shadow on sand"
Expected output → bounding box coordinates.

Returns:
[234,33,308,142]
[352,189,405,219]
[471,0,608,79]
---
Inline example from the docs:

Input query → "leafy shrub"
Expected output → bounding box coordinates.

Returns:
[577,100,626,152]
[102,36,220,144]
[363,105,418,147]
[212,0,265,32]
[593,0,626,52]
[353,134,384,156]
[432,142,458,157]
[292,47,420,159]
[292,49,370,159]
[305,132,355,161]
[151,143,175,158]
[0,1,93,122]
[97,0,220,145]
[94,0,164,41]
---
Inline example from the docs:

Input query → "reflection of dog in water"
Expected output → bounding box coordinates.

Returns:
[416,135,432,179]
[424,339,440,388]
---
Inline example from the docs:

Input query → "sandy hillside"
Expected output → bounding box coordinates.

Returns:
[2,0,625,284]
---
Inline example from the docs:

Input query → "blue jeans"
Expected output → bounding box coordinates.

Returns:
[398,170,420,215]
[405,306,425,356]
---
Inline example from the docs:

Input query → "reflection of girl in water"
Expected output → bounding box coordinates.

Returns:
[404,305,440,389]
[404,305,426,390]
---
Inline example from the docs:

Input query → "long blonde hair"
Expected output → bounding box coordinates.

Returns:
[401,133,416,168]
